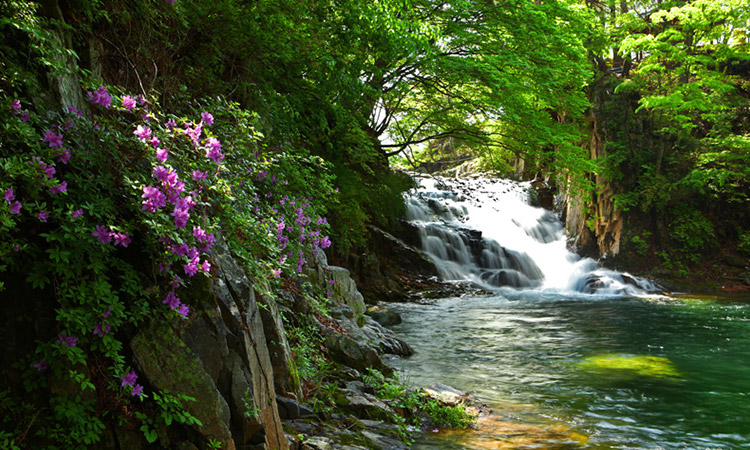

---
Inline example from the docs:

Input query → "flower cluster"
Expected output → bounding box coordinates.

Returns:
[130,108,227,319]
[2,88,335,428]
[87,85,112,108]
[92,225,131,247]
[10,98,30,122]
[121,369,144,397]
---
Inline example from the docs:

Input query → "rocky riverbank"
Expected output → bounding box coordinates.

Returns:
[97,232,482,450]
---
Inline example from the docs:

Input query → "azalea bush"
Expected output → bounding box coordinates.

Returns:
[0,86,335,447]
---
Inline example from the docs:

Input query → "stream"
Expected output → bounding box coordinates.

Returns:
[387,176,750,449]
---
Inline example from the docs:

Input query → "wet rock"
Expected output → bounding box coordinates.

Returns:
[581,275,605,293]
[422,383,491,418]
[530,179,555,211]
[365,305,402,327]
[358,420,410,450]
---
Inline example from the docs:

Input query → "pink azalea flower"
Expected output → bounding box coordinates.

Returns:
[38,210,49,222]
[184,261,199,277]
[33,359,48,371]
[87,86,112,108]
[42,129,64,149]
[272,268,282,278]
[141,185,166,212]
[55,148,71,164]
[4,188,14,204]
[132,384,144,397]
[56,333,78,347]
[19,112,30,122]
[192,170,207,181]
[11,99,21,112]
[163,292,181,309]
[9,201,21,214]
[155,148,168,162]
[165,118,177,130]
[200,112,214,126]
[205,137,224,163]
[122,95,136,111]
[93,321,110,337]
[49,181,68,195]
[72,209,83,218]
[92,225,113,244]
[134,125,152,142]
[177,304,189,317]
[121,370,137,387]
[113,232,131,247]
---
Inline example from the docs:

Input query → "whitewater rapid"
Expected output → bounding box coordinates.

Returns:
[405,175,659,296]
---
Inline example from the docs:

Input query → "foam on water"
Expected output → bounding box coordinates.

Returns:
[405,174,660,296]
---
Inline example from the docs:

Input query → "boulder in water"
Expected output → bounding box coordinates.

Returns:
[366,305,402,327]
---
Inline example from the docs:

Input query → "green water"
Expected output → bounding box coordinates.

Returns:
[388,291,750,449]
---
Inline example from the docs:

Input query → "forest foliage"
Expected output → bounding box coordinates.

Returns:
[0,0,749,446]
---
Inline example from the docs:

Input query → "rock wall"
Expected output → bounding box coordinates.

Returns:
[129,237,290,450]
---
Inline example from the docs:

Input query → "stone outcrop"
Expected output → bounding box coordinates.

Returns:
[211,238,289,450]
[333,225,439,304]
[129,237,292,450]
[131,319,235,448]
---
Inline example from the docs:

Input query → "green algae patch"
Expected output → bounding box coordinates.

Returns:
[577,354,682,379]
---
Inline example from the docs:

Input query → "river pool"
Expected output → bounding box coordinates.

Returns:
[387,291,750,449]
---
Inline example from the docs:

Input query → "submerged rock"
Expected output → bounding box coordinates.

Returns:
[577,354,682,379]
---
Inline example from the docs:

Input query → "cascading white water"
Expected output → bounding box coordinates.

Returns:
[406,175,659,296]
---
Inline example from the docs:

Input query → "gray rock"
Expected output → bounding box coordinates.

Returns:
[336,314,413,357]
[360,429,409,450]
[299,402,315,418]
[181,313,229,385]
[130,319,235,449]
[211,237,289,450]
[302,436,335,450]
[229,350,264,445]
[327,266,366,315]
[277,395,302,420]
[365,306,402,327]
[256,281,303,399]
[322,330,389,374]
[114,426,146,450]
[340,390,392,421]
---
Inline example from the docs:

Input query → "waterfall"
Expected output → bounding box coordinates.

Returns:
[405,175,659,296]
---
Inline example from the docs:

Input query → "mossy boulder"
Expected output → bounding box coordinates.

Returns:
[130,318,235,449]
